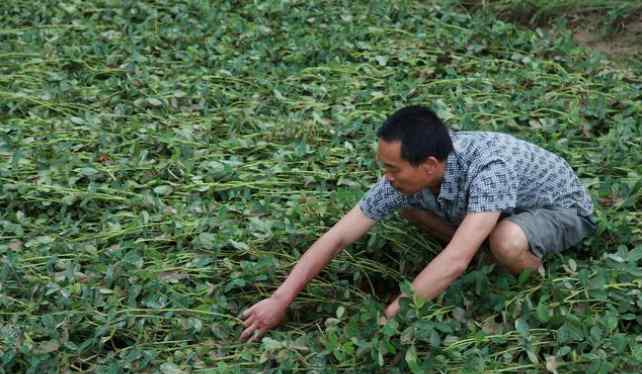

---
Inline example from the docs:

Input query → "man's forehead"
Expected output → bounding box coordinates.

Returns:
[378,138,401,153]
[376,140,403,166]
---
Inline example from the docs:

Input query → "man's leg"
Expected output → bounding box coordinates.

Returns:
[490,208,597,275]
[488,220,542,274]
[400,208,456,244]
[402,208,541,274]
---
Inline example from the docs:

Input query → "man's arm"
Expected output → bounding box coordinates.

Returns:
[384,211,500,318]
[240,204,375,341]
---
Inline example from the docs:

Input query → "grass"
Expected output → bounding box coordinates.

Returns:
[1,0,641,373]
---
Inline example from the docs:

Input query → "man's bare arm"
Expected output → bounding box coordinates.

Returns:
[240,204,375,341]
[384,212,500,317]
[271,204,375,303]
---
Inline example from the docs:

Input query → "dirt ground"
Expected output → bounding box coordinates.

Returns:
[569,14,642,63]
[469,2,642,66]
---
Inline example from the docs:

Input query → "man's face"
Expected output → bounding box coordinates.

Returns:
[376,139,433,195]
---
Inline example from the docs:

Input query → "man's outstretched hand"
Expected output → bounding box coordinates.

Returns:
[240,295,289,342]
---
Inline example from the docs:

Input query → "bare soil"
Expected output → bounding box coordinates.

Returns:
[569,13,642,62]
[461,1,642,65]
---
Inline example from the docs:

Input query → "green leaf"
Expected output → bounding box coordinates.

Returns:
[405,344,421,373]
[147,98,163,107]
[197,233,216,250]
[628,246,642,262]
[536,298,550,322]
[80,167,98,177]
[262,337,283,351]
[515,318,529,336]
[70,116,85,125]
[160,363,185,374]
[527,348,539,364]
[375,55,388,66]
[430,330,441,348]
[632,344,642,363]
[153,185,173,196]
[33,340,60,354]
[400,280,414,297]
[556,346,572,357]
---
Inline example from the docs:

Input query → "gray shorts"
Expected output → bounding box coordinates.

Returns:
[503,208,597,258]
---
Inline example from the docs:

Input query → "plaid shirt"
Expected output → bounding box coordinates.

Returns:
[359,131,594,224]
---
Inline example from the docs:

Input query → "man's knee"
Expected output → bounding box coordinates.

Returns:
[488,221,529,261]
[488,220,543,274]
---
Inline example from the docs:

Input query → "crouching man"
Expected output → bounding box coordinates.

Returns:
[240,105,596,341]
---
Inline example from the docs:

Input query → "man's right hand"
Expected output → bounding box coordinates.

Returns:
[239,295,289,342]
[238,205,375,342]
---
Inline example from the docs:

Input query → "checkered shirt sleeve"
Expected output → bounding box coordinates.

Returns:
[467,158,518,213]
[358,178,409,220]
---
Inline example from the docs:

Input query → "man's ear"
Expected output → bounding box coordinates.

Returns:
[420,157,439,175]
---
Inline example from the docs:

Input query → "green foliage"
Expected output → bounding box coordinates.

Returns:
[1,0,641,372]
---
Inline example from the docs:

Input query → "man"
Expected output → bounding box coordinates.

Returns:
[240,105,596,342]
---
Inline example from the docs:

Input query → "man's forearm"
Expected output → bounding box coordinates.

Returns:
[385,250,466,317]
[385,212,501,318]
[271,205,374,305]
[272,233,344,304]
[412,251,467,298]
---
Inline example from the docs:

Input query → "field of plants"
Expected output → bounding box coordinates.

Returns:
[1,0,641,372]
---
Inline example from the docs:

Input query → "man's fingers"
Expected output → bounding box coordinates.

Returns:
[240,321,260,341]
[240,305,255,319]
[242,314,256,328]
[248,327,264,343]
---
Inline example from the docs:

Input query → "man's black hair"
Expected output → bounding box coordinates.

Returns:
[377,105,454,166]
